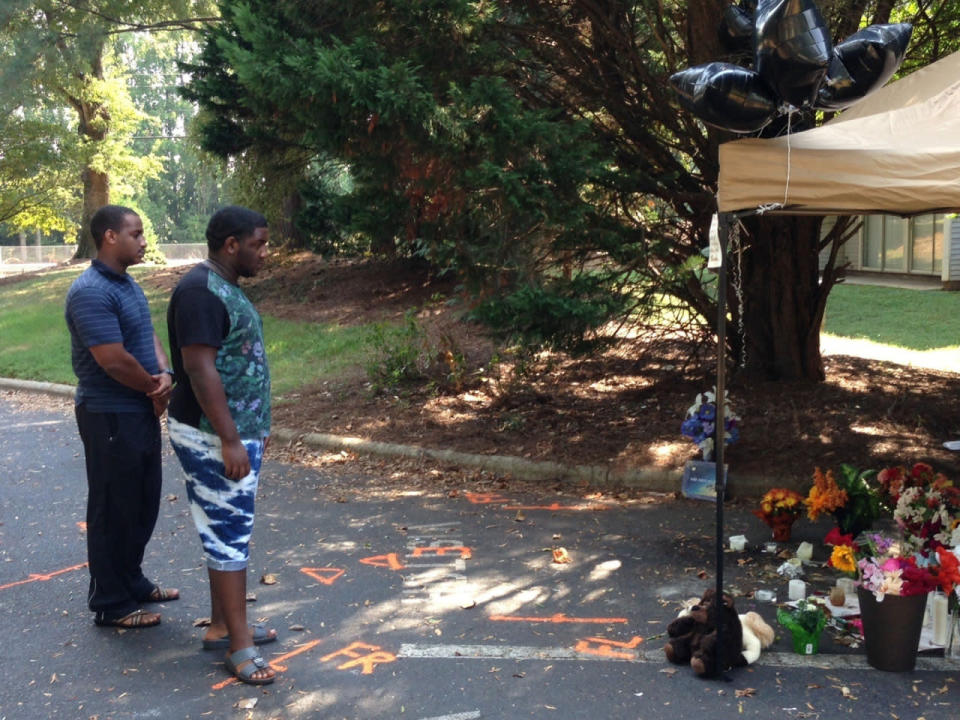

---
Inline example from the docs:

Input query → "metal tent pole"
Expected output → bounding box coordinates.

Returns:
[712,212,731,678]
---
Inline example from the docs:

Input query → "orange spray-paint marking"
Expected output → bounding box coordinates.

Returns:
[410,546,472,559]
[489,613,627,624]
[359,553,406,570]
[502,503,609,512]
[464,491,511,505]
[321,641,397,675]
[574,635,643,659]
[211,639,323,690]
[300,567,346,585]
[0,562,88,592]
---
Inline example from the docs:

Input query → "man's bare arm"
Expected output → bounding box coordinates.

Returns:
[180,344,250,480]
[89,343,160,395]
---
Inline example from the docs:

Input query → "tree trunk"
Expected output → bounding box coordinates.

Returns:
[75,167,109,259]
[733,214,826,381]
[69,44,109,260]
[279,191,309,248]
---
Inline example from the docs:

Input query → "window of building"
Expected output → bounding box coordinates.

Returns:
[860,213,942,274]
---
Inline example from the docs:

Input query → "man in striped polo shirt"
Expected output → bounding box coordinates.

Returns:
[65,205,179,629]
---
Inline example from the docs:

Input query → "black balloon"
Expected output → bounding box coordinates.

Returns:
[719,4,754,57]
[670,63,779,133]
[754,0,832,108]
[815,23,913,110]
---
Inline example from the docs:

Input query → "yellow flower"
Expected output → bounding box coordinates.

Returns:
[829,545,857,574]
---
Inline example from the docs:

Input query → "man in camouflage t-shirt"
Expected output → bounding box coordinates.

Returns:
[167,206,277,686]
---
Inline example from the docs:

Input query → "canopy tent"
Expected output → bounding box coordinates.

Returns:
[717,50,960,216]
[705,52,960,677]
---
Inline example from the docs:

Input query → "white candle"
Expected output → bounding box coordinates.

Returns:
[796,542,814,562]
[932,591,949,645]
[788,579,806,601]
[836,577,856,597]
[729,535,747,551]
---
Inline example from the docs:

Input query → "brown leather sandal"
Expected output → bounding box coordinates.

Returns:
[94,609,161,628]
[145,586,180,603]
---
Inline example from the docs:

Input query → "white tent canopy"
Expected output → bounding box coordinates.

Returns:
[717,51,960,217]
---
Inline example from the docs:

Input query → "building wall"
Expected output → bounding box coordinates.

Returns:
[945,216,960,287]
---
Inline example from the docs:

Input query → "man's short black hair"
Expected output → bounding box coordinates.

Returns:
[206,205,269,252]
[90,205,138,250]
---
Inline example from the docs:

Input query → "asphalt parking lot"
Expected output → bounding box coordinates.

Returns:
[1,392,958,719]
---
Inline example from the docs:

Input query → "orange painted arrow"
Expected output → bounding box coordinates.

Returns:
[0,562,88,592]
[211,638,324,690]
[300,567,346,585]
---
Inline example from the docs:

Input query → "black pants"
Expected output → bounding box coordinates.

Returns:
[75,405,162,618]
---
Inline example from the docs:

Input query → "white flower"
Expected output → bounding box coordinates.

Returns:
[699,437,715,458]
[687,393,704,417]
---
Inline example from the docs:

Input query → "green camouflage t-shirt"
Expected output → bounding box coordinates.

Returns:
[167,263,271,438]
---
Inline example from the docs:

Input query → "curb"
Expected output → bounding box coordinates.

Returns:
[0,377,770,497]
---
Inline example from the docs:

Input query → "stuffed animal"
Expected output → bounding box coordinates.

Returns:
[663,595,710,665]
[739,611,775,664]
[664,588,747,677]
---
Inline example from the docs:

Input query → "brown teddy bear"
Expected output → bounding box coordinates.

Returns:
[664,588,747,677]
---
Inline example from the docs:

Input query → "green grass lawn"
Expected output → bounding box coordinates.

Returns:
[823,283,960,351]
[1,268,957,393]
[0,266,372,398]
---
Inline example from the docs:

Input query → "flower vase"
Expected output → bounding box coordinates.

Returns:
[789,627,820,655]
[857,587,927,672]
[770,515,796,542]
[946,611,960,661]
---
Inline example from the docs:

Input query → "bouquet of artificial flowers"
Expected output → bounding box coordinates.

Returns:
[832,532,937,600]
[754,488,805,525]
[753,488,805,541]
[876,462,948,511]
[680,389,739,461]
[806,465,882,537]
[893,480,960,555]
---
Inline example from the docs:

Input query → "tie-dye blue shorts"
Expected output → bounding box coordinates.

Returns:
[168,418,265,571]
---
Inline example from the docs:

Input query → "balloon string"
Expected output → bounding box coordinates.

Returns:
[756,107,797,215]
[782,108,794,206]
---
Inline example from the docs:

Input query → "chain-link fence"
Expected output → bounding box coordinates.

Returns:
[0,243,208,276]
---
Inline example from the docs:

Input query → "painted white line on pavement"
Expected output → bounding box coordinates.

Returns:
[757,651,956,671]
[416,712,482,720]
[401,644,958,672]
[399,643,637,662]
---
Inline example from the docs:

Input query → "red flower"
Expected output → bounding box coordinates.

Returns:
[900,563,937,596]
[935,547,960,595]
[823,527,858,549]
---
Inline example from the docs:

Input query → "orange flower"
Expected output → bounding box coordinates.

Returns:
[755,488,805,524]
[805,467,848,521]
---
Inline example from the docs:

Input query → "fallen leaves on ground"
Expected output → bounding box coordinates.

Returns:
[552,547,571,564]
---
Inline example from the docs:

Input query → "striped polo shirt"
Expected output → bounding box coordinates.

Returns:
[65,259,157,413]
